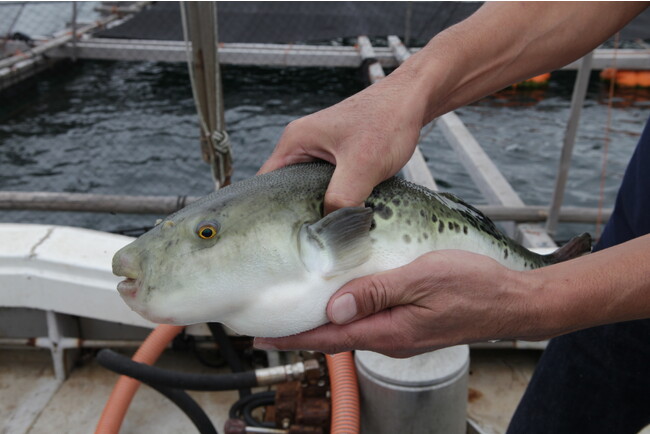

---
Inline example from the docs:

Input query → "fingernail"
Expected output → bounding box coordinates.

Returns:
[253,339,277,351]
[331,293,357,324]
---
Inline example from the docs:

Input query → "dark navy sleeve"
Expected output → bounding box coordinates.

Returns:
[594,118,650,252]
[508,117,650,434]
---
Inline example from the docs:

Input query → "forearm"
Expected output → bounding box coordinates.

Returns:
[521,234,650,340]
[383,1,648,126]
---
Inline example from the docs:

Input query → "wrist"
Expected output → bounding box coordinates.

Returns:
[500,269,559,342]
[518,265,599,341]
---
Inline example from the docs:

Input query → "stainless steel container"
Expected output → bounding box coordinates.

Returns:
[355,345,469,434]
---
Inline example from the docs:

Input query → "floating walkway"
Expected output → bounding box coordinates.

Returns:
[2,2,650,88]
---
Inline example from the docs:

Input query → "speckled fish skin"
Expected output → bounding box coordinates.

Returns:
[112,162,590,337]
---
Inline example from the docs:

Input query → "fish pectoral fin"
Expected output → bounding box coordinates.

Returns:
[299,207,373,277]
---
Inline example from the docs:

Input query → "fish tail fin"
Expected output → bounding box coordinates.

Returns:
[545,232,592,264]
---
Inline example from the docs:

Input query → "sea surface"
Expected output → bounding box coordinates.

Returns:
[1,60,649,242]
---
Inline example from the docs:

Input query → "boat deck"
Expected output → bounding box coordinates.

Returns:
[1,347,540,434]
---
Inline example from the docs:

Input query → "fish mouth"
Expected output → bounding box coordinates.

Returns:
[117,278,140,299]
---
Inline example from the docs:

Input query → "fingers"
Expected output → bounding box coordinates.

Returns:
[323,160,381,214]
[257,151,315,175]
[254,308,421,358]
[259,134,385,214]
[258,117,334,175]
[327,265,420,325]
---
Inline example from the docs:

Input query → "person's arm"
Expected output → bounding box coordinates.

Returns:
[254,234,650,357]
[254,2,650,356]
[406,1,647,122]
[259,2,647,214]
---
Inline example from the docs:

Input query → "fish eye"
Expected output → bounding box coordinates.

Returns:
[196,221,219,240]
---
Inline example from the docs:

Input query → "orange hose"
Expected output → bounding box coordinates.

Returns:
[95,324,185,434]
[326,352,361,434]
[96,326,360,433]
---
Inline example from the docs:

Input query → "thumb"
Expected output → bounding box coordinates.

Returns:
[327,269,415,325]
[323,160,385,214]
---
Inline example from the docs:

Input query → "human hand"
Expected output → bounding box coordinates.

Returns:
[258,76,426,214]
[254,250,545,358]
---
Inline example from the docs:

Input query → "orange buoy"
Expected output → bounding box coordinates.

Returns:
[616,70,638,87]
[637,71,650,88]
[513,72,551,89]
[600,69,650,88]
[600,68,617,81]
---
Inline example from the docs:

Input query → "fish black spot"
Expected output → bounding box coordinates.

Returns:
[374,203,394,220]
[431,214,438,223]
[403,234,411,244]
[524,261,528,268]
[370,219,377,231]
[454,222,460,233]
[423,233,429,240]
[438,221,444,233]
[463,225,468,235]
[406,219,412,226]
[504,249,509,259]
[420,210,426,218]
[448,222,454,230]
[392,198,401,206]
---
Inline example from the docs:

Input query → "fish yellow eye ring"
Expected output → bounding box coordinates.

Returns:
[197,224,218,240]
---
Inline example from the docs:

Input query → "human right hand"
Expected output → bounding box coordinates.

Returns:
[258,76,426,214]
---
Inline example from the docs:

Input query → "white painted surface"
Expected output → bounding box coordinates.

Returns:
[0,224,156,329]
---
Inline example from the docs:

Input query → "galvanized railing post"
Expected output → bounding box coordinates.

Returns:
[71,2,78,62]
[545,51,594,236]
[180,2,233,190]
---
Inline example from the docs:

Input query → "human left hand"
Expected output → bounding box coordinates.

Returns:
[254,250,545,358]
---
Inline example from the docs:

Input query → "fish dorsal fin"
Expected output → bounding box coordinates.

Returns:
[545,232,592,264]
[299,207,373,277]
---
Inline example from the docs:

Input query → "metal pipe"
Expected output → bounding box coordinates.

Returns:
[71,2,77,62]
[0,1,148,71]
[403,1,412,45]
[0,190,611,223]
[0,191,200,214]
[0,337,220,350]
[181,2,233,189]
[546,51,594,236]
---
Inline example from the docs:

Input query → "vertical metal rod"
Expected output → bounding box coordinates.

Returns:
[71,2,78,62]
[46,310,67,381]
[404,2,412,46]
[545,51,594,236]
[180,2,232,189]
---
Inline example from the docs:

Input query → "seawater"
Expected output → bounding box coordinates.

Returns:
[0,61,649,241]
